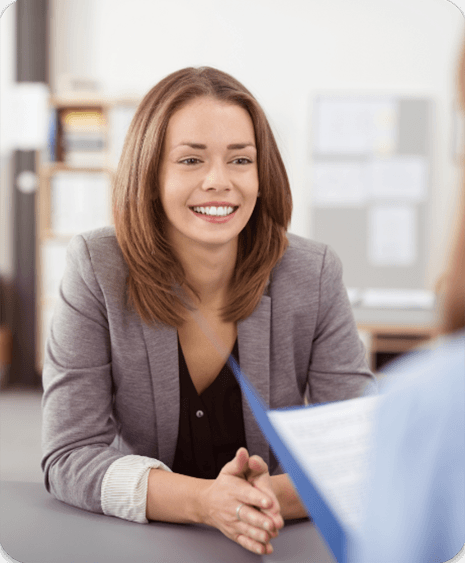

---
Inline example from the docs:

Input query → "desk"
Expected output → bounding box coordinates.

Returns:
[0,481,336,563]
[353,307,437,371]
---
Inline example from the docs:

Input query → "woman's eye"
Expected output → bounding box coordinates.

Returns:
[232,158,252,165]
[180,158,201,165]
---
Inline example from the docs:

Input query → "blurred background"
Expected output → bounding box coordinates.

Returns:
[0,0,464,482]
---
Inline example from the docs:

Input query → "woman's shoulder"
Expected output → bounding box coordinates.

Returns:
[66,226,128,281]
[275,233,341,278]
[286,232,327,258]
[68,226,123,261]
[70,225,119,248]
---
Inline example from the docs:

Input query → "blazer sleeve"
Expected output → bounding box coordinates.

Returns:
[307,245,376,403]
[41,234,168,515]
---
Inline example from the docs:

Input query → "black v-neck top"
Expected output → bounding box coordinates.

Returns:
[172,337,248,479]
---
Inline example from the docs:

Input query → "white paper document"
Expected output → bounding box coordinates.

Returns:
[370,101,398,155]
[368,204,417,266]
[268,396,379,533]
[312,162,368,207]
[314,98,397,155]
[369,156,427,201]
[51,173,111,236]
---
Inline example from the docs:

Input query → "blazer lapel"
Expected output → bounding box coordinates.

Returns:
[238,293,271,467]
[141,322,180,468]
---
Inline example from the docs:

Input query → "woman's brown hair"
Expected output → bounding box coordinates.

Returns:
[113,67,292,327]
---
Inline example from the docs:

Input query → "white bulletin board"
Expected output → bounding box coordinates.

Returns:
[311,96,434,308]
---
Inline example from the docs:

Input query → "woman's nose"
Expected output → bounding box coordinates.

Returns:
[202,162,231,191]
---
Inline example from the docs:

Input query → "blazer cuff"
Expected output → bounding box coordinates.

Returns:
[101,455,172,523]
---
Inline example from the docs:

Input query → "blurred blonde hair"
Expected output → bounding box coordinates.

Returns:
[441,37,465,334]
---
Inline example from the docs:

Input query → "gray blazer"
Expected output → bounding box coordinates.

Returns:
[41,227,374,514]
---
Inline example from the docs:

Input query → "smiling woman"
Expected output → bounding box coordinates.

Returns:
[113,67,292,328]
[41,66,374,557]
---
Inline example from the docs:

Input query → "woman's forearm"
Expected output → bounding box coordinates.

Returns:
[270,474,307,520]
[146,468,210,523]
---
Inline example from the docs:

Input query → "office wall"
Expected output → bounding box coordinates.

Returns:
[50,0,464,287]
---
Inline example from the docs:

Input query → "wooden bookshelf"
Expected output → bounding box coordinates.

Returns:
[36,95,139,372]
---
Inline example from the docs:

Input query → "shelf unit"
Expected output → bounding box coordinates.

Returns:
[36,95,139,372]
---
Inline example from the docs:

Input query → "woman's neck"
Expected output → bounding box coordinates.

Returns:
[175,239,238,310]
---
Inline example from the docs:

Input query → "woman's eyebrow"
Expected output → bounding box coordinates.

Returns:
[173,142,256,150]
[175,142,207,150]
[227,143,256,150]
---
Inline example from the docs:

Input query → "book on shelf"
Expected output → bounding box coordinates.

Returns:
[65,150,107,168]
[227,356,379,563]
[59,108,107,167]
[47,108,58,162]
[64,132,105,151]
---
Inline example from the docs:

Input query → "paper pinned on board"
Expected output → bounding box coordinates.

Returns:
[314,98,397,155]
[368,204,417,267]
[369,156,427,201]
[312,162,368,207]
[369,100,398,155]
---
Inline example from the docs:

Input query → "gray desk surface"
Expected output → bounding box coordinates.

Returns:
[0,481,336,563]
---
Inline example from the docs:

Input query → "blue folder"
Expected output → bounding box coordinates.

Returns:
[228,355,350,563]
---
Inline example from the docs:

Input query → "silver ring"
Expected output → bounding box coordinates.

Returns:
[236,503,245,521]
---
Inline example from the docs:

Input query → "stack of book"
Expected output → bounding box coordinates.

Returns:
[60,108,107,167]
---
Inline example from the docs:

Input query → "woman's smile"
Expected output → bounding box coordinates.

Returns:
[189,202,239,222]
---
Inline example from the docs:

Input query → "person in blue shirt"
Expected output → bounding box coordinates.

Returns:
[351,328,464,563]
[351,40,465,563]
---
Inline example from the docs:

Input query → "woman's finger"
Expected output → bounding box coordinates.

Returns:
[236,518,272,544]
[245,454,284,531]
[235,503,279,537]
[220,447,249,478]
[236,533,274,556]
[246,454,269,479]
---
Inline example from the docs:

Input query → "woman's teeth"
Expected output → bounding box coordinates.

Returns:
[192,206,236,216]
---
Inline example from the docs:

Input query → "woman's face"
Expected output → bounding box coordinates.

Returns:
[158,96,259,253]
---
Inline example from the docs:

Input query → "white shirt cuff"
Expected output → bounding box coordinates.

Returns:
[101,455,172,523]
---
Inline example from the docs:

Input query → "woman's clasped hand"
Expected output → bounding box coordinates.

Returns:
[199,447,284,555]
